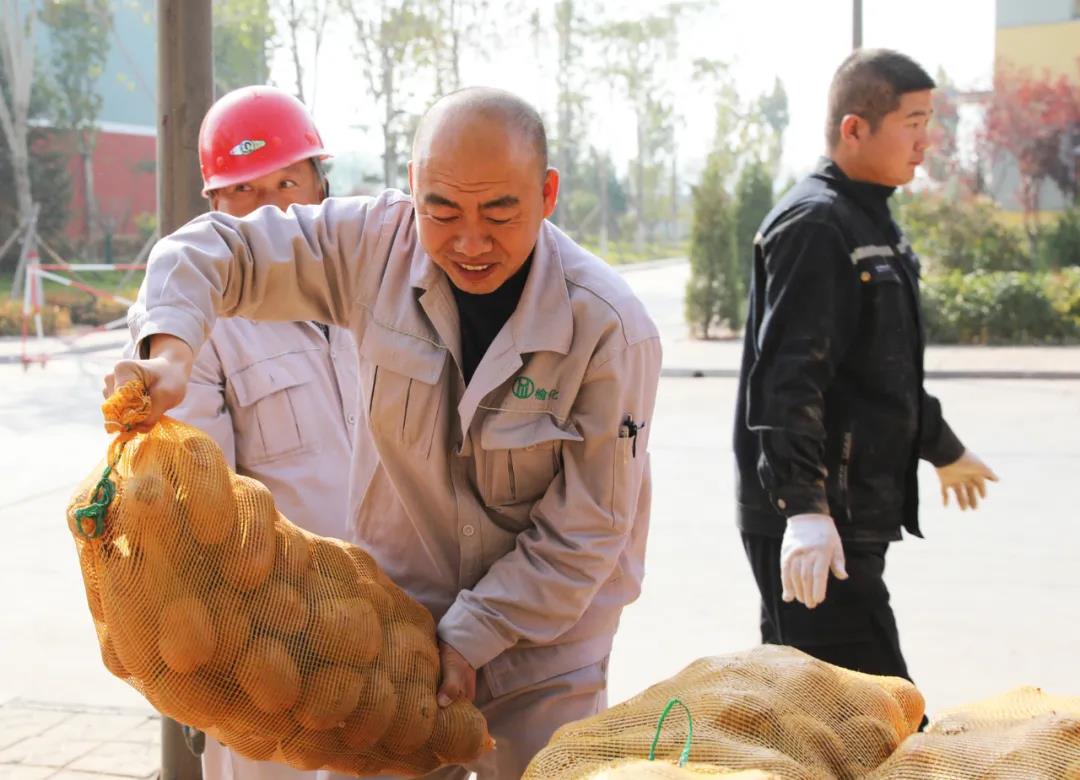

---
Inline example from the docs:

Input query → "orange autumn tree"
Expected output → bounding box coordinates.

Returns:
[980,61,1080,251]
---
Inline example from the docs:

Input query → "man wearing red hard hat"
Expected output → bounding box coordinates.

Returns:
[178,85,360,780]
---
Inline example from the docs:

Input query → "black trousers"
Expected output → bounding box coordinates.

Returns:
[741,531,914,682]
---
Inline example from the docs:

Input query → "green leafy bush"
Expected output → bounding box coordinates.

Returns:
[1037,206,1080,268]
[0,300,72,337]
[922,269,1080,344]
[896,191,1027,273]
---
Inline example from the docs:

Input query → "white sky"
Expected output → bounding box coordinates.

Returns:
[270,0,997,191]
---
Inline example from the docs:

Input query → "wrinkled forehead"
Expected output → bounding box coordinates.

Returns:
[413,116,540,187]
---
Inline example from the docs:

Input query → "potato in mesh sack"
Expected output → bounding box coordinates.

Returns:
[524,645,924,780]
[67,381,493,776]
[868,686,1080,779]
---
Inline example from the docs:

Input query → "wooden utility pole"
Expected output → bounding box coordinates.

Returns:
[157,0,213,236]
[853,0,863,50]
[157,0,212,775]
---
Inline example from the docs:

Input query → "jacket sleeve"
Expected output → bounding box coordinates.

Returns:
[436,336,662,670]
[746,219,860,518]
[167,334,237,470]
[918,389,965,467]
[127,192,408,356]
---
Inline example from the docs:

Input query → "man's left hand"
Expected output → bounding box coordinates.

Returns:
[436,641,477,708]
[936,449,999,510]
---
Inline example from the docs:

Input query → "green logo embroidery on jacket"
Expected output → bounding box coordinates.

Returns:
[512,376,559,401]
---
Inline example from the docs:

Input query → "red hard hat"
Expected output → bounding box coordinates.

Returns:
[198,85,329,196]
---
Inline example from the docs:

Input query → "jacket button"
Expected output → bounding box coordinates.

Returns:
[777,499,787,510]
[461,525,476,537]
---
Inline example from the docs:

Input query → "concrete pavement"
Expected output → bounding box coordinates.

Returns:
[1,259,1078,776]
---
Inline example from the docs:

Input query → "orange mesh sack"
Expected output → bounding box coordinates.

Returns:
[68,382,492,776]
[868,687,1080,779]
[524,645,924,780]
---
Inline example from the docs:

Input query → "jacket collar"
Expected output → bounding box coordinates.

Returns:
[408,219,575,441]
[408,218,574,357]
[815,156,895,226]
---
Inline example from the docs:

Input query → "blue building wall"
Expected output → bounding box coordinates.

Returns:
[996,0,1077,29]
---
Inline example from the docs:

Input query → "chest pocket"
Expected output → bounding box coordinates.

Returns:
[358,323,447,458]
[477,412,584,524]
[858,256,903,284]
[228,351,317,465]
[857,255,910,334]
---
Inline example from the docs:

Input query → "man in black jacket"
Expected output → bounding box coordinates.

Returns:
[735,49,998,682]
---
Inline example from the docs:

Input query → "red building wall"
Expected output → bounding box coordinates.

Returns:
[62,129,157,242]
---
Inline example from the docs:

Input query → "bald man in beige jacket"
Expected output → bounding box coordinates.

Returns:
[111,88,661,779]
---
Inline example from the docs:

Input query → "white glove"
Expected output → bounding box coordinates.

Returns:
[780,513,848,609]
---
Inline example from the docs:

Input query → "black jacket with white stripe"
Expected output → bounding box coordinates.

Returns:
[734,157,965,542]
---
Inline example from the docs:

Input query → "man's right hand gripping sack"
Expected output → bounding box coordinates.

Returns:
[67,380,493,776]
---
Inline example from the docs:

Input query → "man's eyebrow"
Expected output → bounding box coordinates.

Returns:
[423,193,461,209]
[481,195,520,209]
[906,108,933,119]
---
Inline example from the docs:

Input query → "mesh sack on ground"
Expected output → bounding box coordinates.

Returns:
[67,382,493,776]
[524,645,924,780]
[868,687,1080,779]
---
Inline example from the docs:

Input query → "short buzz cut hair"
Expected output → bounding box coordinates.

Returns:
[826,48,935,149]
[412,86,549,178]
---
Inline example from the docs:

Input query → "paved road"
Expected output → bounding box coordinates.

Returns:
[2,351,1077,717]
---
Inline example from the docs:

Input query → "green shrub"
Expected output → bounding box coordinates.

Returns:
[685,155,740,337]
[66,295,128,327]
[1046,268,1080,327]
[922,269,1080,344]
[896,191,1027,273]
[1037,206,1080,268]
[0,300,72,337]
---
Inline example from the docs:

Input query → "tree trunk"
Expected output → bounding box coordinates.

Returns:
[670,141,678,242]
[288,0,305,102]
[11,122,32,227]
[635,109,645,255]
[8,126,33,292]
[81,140,99,244]
[381,46,396,188]
[450,0,460,91]
[554,0,572,225]
[1,0,38,288]
[598,152,609,258]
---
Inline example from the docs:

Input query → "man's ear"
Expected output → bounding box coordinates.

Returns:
[542,167,560,219]
[840,114,864,144]
[407,161,415,196]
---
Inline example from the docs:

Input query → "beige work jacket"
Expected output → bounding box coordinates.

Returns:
[130,191,661,696]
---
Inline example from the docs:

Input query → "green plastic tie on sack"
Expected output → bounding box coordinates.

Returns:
[73,464,115,540]
[648,697,694,768]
